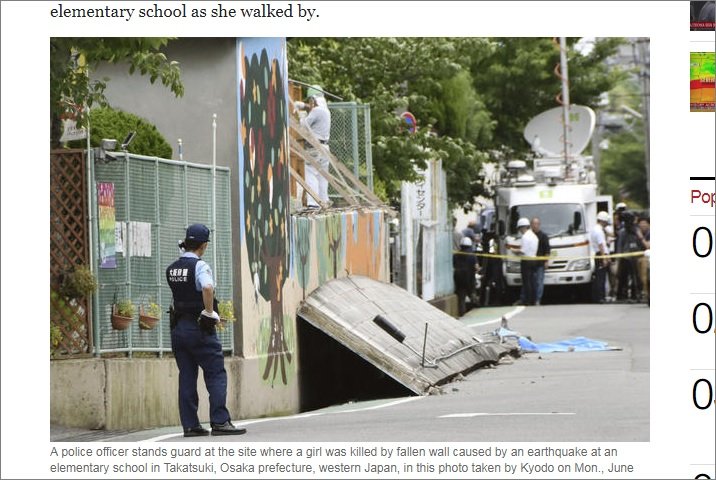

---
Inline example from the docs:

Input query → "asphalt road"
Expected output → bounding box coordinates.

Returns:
[81,302,649,443]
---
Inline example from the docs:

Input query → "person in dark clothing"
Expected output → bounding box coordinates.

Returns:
[590,211,612,303]
[615,211,641,301]
[530,217,551,305]
[453,236,477,316]
[166,224,246,437]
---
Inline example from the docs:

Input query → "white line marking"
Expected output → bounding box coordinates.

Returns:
[337,397,421,414]
[466,306,525,328]
[439,412,575,418]
[144,397,422,442]
[143,433,183,442]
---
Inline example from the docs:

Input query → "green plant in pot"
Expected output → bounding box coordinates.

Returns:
[217,300,236,333]
[111,298,135,330]
[139,301,161,330]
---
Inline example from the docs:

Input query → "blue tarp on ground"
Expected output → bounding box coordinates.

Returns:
[494,327,621,353]
[517,335,621,353]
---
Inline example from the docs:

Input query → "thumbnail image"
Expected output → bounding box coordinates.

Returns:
[691,1,716,30]
[690,52,716,112]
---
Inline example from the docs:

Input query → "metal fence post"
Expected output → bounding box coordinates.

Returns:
[155,157,163,357]
[364,105,374,192]
[125,152,133,356]
[350,104,360,179]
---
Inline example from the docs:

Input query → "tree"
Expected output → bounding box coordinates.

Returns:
[597,64,649,209]
[599,123,648,209]
[50,38,183,147]
[288,37,624,206]
[289,38,495,206]
[470,37,625,157]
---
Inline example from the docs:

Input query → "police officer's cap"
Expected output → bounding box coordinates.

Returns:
[185,224,210,243]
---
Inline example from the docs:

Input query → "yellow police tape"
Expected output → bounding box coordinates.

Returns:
[452,250,647,261]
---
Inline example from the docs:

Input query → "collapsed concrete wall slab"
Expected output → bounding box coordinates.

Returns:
[298,275,514,394]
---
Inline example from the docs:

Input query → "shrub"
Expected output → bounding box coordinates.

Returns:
[60,265,97,299]
[70,107,173,158]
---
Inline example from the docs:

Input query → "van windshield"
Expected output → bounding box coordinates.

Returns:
[509,203,586,237]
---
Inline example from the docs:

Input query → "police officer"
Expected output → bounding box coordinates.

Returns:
[166,224,246,437]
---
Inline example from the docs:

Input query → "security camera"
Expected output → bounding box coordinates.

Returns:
[121,131,136,150]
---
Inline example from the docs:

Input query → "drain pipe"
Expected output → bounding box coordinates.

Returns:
[212,114,218,269]
[86,110,101,356]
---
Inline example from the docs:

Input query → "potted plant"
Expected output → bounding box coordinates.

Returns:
[59,265,98,299]
[139,301,161,330]
[111,298,135,330]
[217,300,236,333]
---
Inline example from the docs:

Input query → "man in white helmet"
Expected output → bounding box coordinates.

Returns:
[515,217,538,305]
[590,211,611,303]
[297,85,331,208]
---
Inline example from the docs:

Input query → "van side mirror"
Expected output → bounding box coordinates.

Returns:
[573,211,582,231]
[498,220,506,236]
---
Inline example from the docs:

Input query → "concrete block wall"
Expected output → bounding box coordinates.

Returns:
[51,358,243,430]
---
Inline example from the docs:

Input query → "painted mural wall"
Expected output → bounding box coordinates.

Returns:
[236,39,389,404]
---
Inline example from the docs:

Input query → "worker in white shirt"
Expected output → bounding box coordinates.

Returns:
[515,217,538,305]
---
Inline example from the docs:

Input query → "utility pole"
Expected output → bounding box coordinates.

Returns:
[633,38,650,202]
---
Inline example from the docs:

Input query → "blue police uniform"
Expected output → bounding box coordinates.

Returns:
[166,253,230,431]
[165,224,245,437]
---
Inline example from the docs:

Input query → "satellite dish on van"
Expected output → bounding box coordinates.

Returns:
[524,105,596,157]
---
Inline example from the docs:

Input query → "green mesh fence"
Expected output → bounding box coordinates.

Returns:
[327,102,373,198]
[93,154,233,354]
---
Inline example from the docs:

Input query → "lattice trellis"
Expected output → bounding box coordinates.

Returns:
[50,149,92,357]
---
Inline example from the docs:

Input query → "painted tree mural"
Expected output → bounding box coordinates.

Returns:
[293,217,312,300]
[240,45,292,385]
[316,214,345,283]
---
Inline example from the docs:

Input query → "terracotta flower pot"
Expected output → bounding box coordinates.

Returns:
[111,305,133,331]
[139,305,160,330]
[139,316,158,330]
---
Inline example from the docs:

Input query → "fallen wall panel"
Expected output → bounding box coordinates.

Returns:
[298,275,514,394]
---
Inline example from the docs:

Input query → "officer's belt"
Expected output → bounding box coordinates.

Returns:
[173,300,204,311]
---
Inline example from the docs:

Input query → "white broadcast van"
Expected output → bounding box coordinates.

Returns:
[492,105,612,302]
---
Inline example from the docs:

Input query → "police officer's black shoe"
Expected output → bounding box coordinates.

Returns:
[183,426,210,437]
[210,421,247,436]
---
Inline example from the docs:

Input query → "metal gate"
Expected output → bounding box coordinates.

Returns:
[92,153,234,355]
